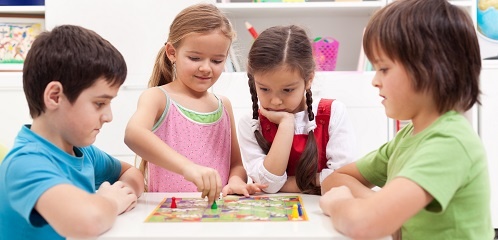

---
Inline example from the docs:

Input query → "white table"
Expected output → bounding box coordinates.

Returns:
[87,192,391,240]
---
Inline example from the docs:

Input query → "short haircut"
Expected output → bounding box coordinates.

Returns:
[23,24,127,118]
[363,0,481,113]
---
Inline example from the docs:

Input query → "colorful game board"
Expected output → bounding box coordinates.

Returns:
[145,195,308,222]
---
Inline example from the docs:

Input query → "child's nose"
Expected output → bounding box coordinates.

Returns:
[102,108,113,123]
[199,60,211,72]
[371,74,381,88]
[270,96,283,105]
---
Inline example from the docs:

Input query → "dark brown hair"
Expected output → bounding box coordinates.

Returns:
[23,24,127,118]
[363,0,481,113]
[148,3,235,88]
[247,25,320,194]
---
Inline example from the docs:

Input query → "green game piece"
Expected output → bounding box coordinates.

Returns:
[211,200,217,209]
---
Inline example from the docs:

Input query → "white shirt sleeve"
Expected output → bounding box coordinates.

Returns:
[319,100,357,183]
[237,113,287,193]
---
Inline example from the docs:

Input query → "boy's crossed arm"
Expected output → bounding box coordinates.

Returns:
[34,161,144,238]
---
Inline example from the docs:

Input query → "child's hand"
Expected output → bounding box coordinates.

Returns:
[182,163,222,205]
[319,185,354,216]
[259,108,295,125]
[96,181,138,215]
[221,177,267,197]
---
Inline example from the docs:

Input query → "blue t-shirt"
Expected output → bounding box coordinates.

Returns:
[0,125,122,240]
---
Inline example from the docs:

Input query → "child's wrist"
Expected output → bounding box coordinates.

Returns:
[228,175,245,185]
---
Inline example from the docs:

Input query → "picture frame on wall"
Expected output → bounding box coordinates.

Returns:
[0,15,44,71]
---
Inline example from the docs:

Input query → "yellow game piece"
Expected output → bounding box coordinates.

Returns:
[291,204,299,219]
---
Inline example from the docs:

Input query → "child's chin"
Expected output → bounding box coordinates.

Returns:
[78,138,97,147]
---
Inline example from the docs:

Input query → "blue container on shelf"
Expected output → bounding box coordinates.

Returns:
[0,0,44,6]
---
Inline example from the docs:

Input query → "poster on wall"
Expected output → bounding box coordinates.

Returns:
[0,16,44,71]
[477,0,498,59]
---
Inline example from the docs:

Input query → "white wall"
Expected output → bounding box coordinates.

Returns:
[45,0,214,88]
[479,60,498,228]
[0,73,31,149]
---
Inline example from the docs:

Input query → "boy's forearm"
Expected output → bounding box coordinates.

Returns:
[321,173,374,198]
[36,185,118,238]
[118,167,145,197]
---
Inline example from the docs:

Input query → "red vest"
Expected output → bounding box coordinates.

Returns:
[259,99,333,176]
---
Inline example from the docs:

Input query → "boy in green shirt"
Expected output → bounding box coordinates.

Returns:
[319,0,493,239]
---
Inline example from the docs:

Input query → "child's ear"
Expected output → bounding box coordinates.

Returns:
[306,72,315,90]
[44,81,63,110]
[165,42,177,63]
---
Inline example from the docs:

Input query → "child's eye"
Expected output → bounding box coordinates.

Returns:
[212,59,224,64]
[188,57,200,61]
[283,89,294,93]
[259,87,269,92]
[95,102,106,108]
[378,68,388,73]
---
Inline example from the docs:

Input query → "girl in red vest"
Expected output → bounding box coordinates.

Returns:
[238,25,357,195]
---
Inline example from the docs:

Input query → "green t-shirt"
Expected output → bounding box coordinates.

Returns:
[357,111,493,239]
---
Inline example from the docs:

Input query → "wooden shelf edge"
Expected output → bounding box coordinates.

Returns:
[0,6,45,15]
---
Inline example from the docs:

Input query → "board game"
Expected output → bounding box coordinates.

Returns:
[145,195,308,222]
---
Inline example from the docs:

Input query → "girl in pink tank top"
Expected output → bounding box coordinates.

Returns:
[124,3,265,205]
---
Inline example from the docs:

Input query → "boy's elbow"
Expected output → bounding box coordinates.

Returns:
[57,210,115,238]
[339,219,374,239]
[118,166,145,198]
[335,209,392,239]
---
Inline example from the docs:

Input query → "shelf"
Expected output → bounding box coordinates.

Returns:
[217,1,384,18]
[483,60,498,69]
[0,6,45,15]
[0,71,23,88]
[0,1,472,19]
[448,0,473,8]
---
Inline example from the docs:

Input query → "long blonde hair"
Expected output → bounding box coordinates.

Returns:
[138,3,235,191]
[148,3,235,88]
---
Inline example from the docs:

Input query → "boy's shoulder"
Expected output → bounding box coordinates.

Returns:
[4,125,110,168]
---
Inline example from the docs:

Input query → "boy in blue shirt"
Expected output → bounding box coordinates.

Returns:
[0,25,144,239]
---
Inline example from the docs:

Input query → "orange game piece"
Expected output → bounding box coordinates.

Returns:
[171,197,177,208]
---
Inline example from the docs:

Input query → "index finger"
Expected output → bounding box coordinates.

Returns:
[207,172,222,205]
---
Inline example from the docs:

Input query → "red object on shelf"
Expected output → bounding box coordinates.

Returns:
[245,21,258,39]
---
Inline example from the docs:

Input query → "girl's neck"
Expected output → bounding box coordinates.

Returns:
[163,82,218,113]
[166,80,210,99]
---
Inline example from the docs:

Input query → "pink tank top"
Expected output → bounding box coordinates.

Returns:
[148,88,231,192]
